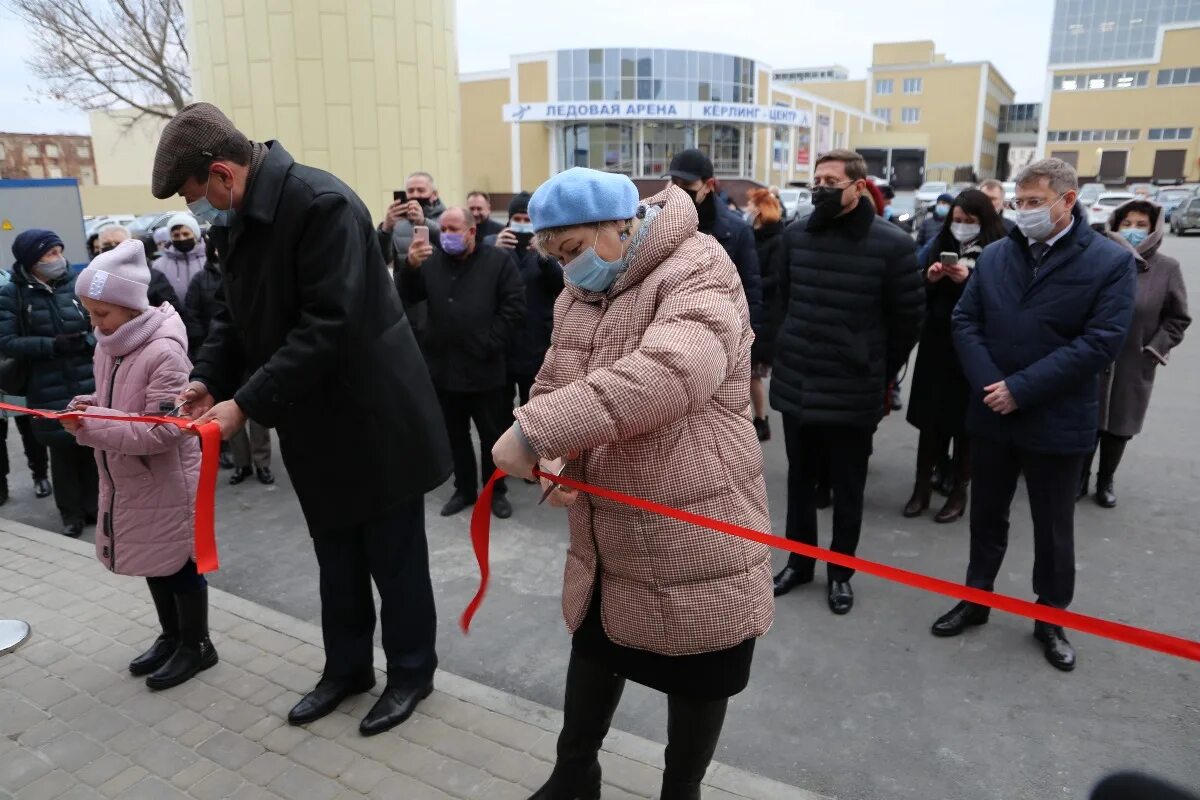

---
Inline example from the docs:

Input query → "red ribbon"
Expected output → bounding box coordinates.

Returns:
[0,401,222,574]
[462,468,1200,663]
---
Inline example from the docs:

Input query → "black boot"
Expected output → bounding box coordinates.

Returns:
[229,466,253,485]
[129,580,178,676]
[528,653,625,800]
[660,695,728,800]
[904,432,939,517]
[1095,433,1127,510]
[146,587,218,690]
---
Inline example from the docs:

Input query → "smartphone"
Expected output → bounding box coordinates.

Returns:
[514,231,534,250]
[940,252,959,267]
[393,190,407,204]
[412,226,429,245]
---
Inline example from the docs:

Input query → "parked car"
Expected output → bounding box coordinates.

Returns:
[915,181,948,208]
[1088,192,1135,227]
[888,195,916,233]
[1171,196,1200,235]
[1157,187,1197,222]
[85,215,137,237]
[1078,183,1107,206]
[128,211,181,238]
[1127,183,1157,200]
[778,188,813,222]
[949,181,974,196]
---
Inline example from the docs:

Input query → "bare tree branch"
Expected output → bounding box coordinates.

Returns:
[6,0,190,124]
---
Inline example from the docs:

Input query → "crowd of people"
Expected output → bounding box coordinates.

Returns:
[0,98,1191,798]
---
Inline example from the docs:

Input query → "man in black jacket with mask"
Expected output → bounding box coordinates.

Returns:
[153,102,453,737]
[770,149,925,614]
[666,149,763,329]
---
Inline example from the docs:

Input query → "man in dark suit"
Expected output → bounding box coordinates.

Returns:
[934,158,1135,671]
[152,102,453,735]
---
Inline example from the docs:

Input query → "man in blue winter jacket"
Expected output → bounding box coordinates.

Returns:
[931,158,1135,672]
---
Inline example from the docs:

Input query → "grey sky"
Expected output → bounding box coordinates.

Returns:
[0,0,1053,135]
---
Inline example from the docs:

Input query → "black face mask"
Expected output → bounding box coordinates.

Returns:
[808,185,849,227]
[173,238,196,253]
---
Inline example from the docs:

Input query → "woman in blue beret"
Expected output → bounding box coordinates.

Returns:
[492,167,774,798]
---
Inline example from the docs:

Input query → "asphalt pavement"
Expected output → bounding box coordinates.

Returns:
[3,233,1198,800]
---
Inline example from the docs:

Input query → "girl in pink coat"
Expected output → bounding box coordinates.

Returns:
[62,238,215,691]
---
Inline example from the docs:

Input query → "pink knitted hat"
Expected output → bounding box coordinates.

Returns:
[75,239,150,311]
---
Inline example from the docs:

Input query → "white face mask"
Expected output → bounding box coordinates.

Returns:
[1016,194,1068,241]
[950,222,981,244]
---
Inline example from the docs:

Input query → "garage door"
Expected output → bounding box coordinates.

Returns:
[1099,151,1128,182]
[1152,150,1187,182]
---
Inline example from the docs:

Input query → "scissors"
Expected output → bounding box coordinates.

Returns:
[537,462,569,505]
[151,402,187,430]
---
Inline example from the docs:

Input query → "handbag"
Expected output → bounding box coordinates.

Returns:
[0,281,30,396]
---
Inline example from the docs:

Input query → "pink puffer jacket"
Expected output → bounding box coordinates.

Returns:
[514,185,774,657]
[73,304,200,577]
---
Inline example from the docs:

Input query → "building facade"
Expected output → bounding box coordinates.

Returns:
[1040,0,1200,183]
[460,48,887,201]
[781,41,1014,186]
[188,0,462,218]
[0,133,96,184]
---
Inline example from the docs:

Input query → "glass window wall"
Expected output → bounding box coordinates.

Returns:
[556,48,756,103]
[559,122,753,178]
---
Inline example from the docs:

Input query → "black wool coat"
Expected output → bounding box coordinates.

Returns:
[192,142,452,533]
[770,200,925,428]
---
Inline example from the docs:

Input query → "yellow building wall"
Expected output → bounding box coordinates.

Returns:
[1046,27,1200,180]
[88,110,172,188]
[79,186,184,217]
[873,41,936,67]
[872,64,982,167]
[794,79,866,109]
[517,61,550,191]
[189,0,462,220]
[460,79,511,194]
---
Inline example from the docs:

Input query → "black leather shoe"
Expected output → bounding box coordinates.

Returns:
[772,566,813,597]
[229,466,253,485]
[827,580,854,614]
[288,674,376,725]
[440,491,476,517]
[256,466,275,485]
[1095,477,1116,509]
[931,601,990,637]
[146,588,218,690]
[62,520,83,538]
[1033,622,1076,671]
[129,635,177,676]
[34,477,52,498]
[359,681,433,736]
[492,493,512,519]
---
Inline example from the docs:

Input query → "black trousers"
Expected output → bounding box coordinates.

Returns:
[782,417,875,582]
[145,558,207,593]
[311,497,438,688]
[965,439,1084,609]
[511,372,535,408]
[49,442,98,524]
[0,415,49,481]
[438,387,508,496]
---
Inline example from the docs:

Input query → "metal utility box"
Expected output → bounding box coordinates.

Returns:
[0,179,88,269]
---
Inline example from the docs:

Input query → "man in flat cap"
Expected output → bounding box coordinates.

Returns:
[155,102,452,735]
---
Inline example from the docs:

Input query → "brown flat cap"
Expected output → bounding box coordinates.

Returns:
[152,102,251,199]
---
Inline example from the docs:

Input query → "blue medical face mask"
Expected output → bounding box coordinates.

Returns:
[564,226,626,292]
[934,203,950,218]
[510,222,534,234]
[188,172,233,226]
[1120,228,1148,247]
[441,232,469,256]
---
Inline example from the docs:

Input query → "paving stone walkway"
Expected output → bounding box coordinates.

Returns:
[0,519,822,800]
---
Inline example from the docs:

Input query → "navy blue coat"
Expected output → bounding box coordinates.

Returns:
[952,205,1136,453]
[0,264,96,446]
[704,204,763,332]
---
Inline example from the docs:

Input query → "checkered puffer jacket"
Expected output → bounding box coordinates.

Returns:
[514,185,774,656]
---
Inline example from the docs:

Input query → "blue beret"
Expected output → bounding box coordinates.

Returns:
[528,167,640,232]
[11,228,64,270]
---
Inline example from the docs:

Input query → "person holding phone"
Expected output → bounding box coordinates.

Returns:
[379,173,447,344]
[903,189,1007,523]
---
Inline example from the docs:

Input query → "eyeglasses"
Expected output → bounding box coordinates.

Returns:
[1013,194,1063,211]
[811,178,854,189]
